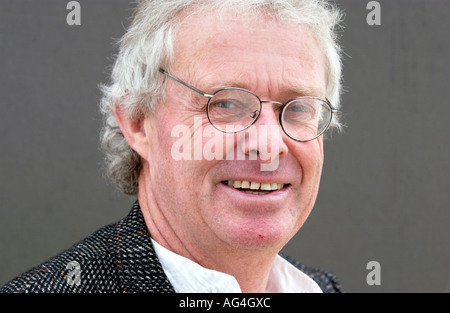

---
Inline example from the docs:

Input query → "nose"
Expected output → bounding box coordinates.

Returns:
[239,102,288,171]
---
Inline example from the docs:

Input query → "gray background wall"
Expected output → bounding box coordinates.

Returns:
[0,0,448,292]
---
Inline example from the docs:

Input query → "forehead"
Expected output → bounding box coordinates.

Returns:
[171,12,326,97]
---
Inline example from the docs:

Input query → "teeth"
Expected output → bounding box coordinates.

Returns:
[225,180,284,192]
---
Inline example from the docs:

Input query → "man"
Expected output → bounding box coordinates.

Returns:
[1,0,344,293]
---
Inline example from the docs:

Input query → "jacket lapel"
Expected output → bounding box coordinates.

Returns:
[115,201,175,293]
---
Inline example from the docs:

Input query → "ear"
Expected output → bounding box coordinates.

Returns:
[113,104,151,160]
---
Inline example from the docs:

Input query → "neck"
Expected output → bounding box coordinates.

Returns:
[137,169,280,293]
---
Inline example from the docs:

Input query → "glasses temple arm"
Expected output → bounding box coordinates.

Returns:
[324,98,338,113]
[159,68,214,98]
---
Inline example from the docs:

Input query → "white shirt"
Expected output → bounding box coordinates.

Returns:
[151,239,322,293]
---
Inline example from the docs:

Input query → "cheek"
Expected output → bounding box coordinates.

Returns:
[147,111,225,190]
[287,140,324,232]
[154,106,233,166]
[292,139,324,189]
[145,114,196,220]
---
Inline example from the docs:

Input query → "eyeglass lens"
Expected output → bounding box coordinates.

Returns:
[207,88,331,141]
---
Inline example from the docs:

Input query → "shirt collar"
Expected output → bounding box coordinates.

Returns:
[151,239,322,293]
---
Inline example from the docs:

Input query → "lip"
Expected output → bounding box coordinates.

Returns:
[210,159,301,209]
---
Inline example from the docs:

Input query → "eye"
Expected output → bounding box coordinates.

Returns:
[283,101,317,124]
[213,100,238,109]
[289,103,313,113]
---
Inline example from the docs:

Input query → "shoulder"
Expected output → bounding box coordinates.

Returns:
[1,202,174,293]
[280,254,345,293]
[0,223,120,293]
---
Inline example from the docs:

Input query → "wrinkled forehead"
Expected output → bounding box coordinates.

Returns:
[169,10,327,98]
[172,8,317,59]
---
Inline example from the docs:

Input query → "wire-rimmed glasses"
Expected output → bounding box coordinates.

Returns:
[159,68,337,142]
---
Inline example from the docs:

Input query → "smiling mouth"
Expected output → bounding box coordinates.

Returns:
[222,180,287,195]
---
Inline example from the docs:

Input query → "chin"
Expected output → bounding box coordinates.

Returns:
[215,216,298,251]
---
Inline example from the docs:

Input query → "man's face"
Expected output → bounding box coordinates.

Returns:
[142,14,327,255]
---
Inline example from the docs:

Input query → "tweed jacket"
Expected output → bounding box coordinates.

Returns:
[0,201,344,293]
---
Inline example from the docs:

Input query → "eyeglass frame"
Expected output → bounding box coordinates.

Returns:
[159,68,337,142]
